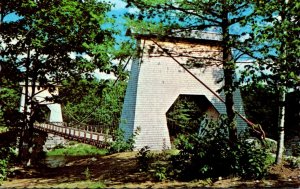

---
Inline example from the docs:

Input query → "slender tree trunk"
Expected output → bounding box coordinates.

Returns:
[18,44,33,165]
[276,88,286,164]
[276,0,288,164]
[222,4,237,142]
[18,53,30,163]
[25,75,38,166]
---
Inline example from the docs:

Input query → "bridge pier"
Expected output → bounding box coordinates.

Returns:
[43,132,67,151]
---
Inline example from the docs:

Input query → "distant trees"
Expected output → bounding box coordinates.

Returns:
[60,78,128,132]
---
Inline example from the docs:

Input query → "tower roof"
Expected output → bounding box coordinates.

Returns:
[126,29,223,43]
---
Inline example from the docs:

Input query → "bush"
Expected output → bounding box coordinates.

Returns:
[170,116,229,180]
[0,147,17,184]
[153,164,167,181]
[0,159,8,183]
[232,140,270,179]
[170,116,270,180]
[135,116,271,181]
[285,156,300,169]
[291,144,300,157]
[136,146,171,181]
[136,146,154,172]
[108,128,139,154]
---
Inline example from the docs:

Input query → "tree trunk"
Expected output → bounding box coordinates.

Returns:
[276,89,286,164]
[18,45,35,166]
[222,6,237,142]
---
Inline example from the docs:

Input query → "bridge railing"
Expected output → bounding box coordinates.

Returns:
[49,122,113,135]
[34,122,113,147]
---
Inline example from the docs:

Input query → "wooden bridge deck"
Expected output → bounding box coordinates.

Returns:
[34,123,113,147]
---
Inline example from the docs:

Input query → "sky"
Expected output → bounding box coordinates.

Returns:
[2,0,260,81]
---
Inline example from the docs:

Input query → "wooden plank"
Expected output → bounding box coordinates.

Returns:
[33,123,112,145]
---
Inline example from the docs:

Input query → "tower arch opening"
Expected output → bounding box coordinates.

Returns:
[166,94,219,145]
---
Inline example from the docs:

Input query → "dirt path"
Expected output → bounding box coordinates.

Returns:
[2,152,300,188]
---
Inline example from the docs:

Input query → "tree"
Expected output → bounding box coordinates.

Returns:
[241,85,278,139]
[244,0,300,163]
[123,0,258,142]
[60,78,128,132]
[0,81,21,128]
[1,0,117,165]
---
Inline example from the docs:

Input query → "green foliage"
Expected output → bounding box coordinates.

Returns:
[170,116,231,180]
[136,116,271,181]
[83,167,91,180]
[291,145,300,157]
[241,85,300,143]
[0,147,18,184]
[136,146,154,172]
[244,0,300,90]
[136,147,172,181]
[0,159,8,184]
[108,128,138,154]
[1,0,117,92]
[153,164,167,181]
[169,116,270,180]
[285,156,300,169]
[233,140,271,179]
[167,95,208,140]
[241,85,279,139]
[0,84,21,128]
[61,79,127,132]
[47,143,107,157]
[0,127,8,133]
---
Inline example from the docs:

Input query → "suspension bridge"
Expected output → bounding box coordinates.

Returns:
[21,31,266,150]
[33,122,113,147]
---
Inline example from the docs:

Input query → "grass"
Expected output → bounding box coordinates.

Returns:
[48,180,106,188]
[47,142,108,157]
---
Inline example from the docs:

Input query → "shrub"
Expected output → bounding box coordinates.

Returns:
[232,140,270,179]
[0,159,8,183]
[170,116,270,180]
[136,146,171,181]
[263,138,277,154]
[135,116,271,181]
[153,164,167,181]
[136,146,154,172]
[83,167,91,180]
[291,144,300,157]
[108,128,139,154]
[285,156,300,169]
[0,147,17,184]
[170,116,230,180]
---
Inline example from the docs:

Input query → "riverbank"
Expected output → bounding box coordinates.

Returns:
[2,151,300,188]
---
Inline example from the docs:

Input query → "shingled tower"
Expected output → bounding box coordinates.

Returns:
[20,83,63,124]
[120,31,247,150]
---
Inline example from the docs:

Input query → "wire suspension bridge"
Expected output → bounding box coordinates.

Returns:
[34,122,113,147]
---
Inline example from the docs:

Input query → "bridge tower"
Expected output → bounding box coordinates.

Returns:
[19,83,63,124]
[120,31,248,150]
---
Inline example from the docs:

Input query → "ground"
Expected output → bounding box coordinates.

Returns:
[2,152,300,188]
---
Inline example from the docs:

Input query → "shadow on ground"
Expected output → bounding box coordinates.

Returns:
[3,152,300,188]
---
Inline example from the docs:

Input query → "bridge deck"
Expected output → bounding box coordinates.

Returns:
[34,123,112,147]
